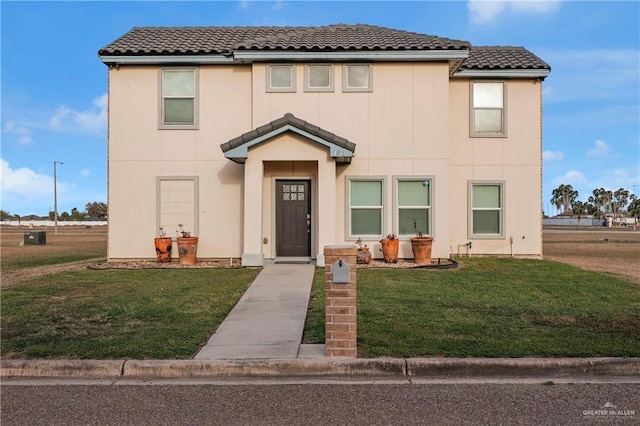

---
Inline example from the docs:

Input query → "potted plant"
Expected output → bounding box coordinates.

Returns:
[379,233,399,263]
[355,237,371,265]
[154,227,172,263]
[176,224,198,265]
[410,219,433,265]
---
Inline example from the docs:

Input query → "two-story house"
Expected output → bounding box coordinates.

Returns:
[98,24,550,266]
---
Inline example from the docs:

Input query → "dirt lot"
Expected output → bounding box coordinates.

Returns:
[543,227,640,283]
[1,226,638,284]
[1,226,107,287]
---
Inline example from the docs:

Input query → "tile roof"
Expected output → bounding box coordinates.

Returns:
[98,24,470,56]
[99,25,550,72]
[220,113,356,159]
[462,46,550,70]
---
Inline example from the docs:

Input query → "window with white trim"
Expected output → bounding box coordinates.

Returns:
[305,64,333,92]
[471,82,505,136]
[469,182,504,237]
[396,178,432,237]
[343,64,372,92]
[161,69,197,128]
[157,177,199,238]
[267,65,295,92]
[348,178,384,237]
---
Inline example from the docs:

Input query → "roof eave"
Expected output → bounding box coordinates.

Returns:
[222,123,355,164]
[453,69,550,79]
[99,54,234,66]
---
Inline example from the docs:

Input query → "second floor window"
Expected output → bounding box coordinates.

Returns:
[161,69,197,127]
[268,65,295,92]
[471,82,505,136]
[343,64,372,92]
[305,64,333,92]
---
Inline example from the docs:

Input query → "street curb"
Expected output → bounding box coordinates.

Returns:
[2,358,639,379]
[406,358,640,377]
[0,360,124,378]
[123,358,405,378]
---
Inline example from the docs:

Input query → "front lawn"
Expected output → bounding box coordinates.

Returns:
[304,258,640,357]
[1,268,259,359]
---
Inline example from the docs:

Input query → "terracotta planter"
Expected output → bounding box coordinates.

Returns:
[411,236,433,265]
[357,247,372,264]
[380,238,399,263]
[177,236,198,265]
[154,237,172,263]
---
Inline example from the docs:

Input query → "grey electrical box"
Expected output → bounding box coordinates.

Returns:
[24,231,46,245]
[332,260,350,283]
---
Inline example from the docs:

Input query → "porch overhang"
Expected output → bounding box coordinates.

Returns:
[220,113,356,164]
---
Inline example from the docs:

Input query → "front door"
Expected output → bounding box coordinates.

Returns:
[276,180,311,257]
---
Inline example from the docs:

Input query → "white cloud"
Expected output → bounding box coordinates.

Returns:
[552,170,586,186]
[48,94,107,135]
[543,150,564,161]
[541,49,640,103]
[468,0,561,25]
[271,0,286,11]
[586,140,610,158]
[50,106,72,128]
[1,158,55,200]
[79,169,90,177]
[467,1,505,24]
[3,121,34,144]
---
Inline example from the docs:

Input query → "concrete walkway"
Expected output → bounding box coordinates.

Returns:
[195,263,322,360]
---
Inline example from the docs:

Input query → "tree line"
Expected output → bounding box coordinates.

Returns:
[0,202,107,223]
[550,185,639,219]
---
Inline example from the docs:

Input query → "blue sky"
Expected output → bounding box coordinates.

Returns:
[1,0,639,216]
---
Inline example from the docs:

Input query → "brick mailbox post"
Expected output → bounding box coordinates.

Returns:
[324,245,357,358]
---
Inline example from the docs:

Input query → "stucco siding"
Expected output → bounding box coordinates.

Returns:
[107,65,251,259]
[108,60,543,261]
[449,78,542,256]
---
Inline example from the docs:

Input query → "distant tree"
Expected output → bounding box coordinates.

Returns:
[49,211,55,221]
[59,211,70,221]
[85,202,108,219]
[71,207,87,221]
[588,187,613,218]
[571,200,587,228]
[550,184,578,214]
[0,210,12,221]
[628,195,640,219]
[612,188,630,219]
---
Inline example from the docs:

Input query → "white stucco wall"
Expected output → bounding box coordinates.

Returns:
[107,61,543,261]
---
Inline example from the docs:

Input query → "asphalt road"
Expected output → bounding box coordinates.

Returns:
[2,380,639,425]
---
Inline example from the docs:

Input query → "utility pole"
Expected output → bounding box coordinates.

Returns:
[54,160,63,234]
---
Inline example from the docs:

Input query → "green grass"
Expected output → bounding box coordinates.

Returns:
[304,258,640,358]
[1,268,259,359]
[2,251,106,271]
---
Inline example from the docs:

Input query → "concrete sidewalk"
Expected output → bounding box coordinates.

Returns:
[195,263,321,360]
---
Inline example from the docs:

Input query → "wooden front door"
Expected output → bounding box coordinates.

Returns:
[276,180,311,257]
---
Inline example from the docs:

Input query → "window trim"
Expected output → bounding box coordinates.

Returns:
[266,64,296,92]
[159,68,199,130]
[304,64,334,92]
[470,81,506,138]
[468,180,505,239]
[342,64,372,92]
[393,176,434,240]
[346,176,386,240]
[156,176,199,239]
